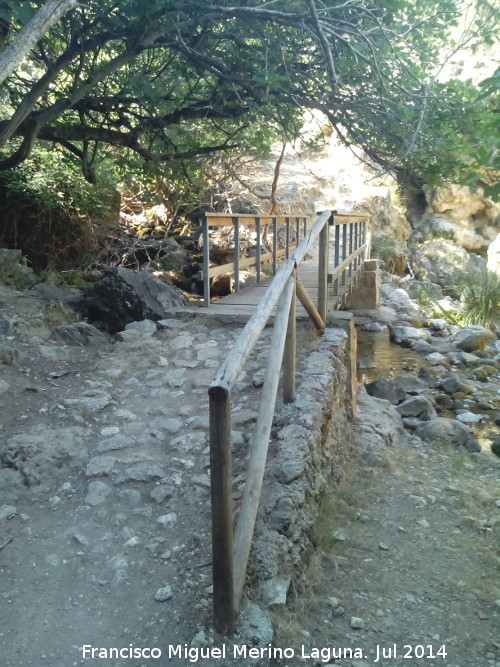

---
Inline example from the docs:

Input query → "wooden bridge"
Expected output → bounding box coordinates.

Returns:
[186,210,370,319]
[199,209,371,634]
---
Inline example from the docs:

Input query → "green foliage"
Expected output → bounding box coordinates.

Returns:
[458,269,500,328]
[413,269,500,329]
[0,0,497,192]
[0,145,117,269]
[423,227,456,242]
[370,236,398,267]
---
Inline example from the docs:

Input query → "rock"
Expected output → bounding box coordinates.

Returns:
[261,575,291,605]
[3,426,89,487]
[364,378,406,405]
[434,393,451,409]
[150,485,175,504]
[157,512,177,527]
[413,339,438,355]
[350,616,365,629]
[494,414,500,427]
[276,458,305,484]
[0,505,16,520]
[237,600,273,654]
[0,379,9,393]
[63,390,112,412]
[50,321,109,346]
[113,463,165,483]
[389,325,431,348]
[427,318,448,331]
[452,326,496,352]
[396,395,437,421]
[491,438,500,457]
[0,248,34,286]
[456,412,484,424]
[439,377,462,394]
[473,365,498,382]
[391,374,428,395]
[0,315,13,335]
[85,455,117,477]
[414,418,473,449]
[124,319,158,336]
[154,585,173,602]
[83,267,185,333]
[425,352,448,365]
[85,481,112,505]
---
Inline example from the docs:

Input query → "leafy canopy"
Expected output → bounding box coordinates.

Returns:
[0,0,497,189]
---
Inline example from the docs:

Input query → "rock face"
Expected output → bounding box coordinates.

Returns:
[411,240,486,291]
[422,184,500,251]
[83,267,185,333]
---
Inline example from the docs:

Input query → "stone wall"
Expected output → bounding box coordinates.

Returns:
[246,322,355,606]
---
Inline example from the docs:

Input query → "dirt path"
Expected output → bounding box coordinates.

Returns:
[271,392,500,667]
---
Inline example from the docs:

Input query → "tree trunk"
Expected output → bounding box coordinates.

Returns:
[0,0,79,86]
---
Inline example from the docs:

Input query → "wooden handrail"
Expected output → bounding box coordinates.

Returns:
[208,209,371,634]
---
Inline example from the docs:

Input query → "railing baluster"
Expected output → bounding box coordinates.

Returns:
[272,217,277,275]
[341,223,347,298]
[202,216,210,307]
[318,215,330,321]
[285,217,290,259]
[348,221,354,281]
[283,269,296,403]
[233,216,240,293]
[256,217,261,284]
[333,222,340,306]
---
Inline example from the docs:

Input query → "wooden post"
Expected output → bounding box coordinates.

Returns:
[283,269,296,403]
[333,223,340,305]
[202,217,210,307]
[232,277,294,610]
[209,386,235,634]
[233,217,240,293]
[272,217,277,275]
[285,217,290,259]
[296,277,325,330]
[348,222,353,280]
[341,223,347,291]
[256,217,261,283]
[318,215,330,322]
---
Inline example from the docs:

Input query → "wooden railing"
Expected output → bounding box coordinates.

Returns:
[207,210,369,634]
[200,213,310,306]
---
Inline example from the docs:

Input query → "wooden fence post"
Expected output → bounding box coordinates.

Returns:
[283,269,296,403]
[202,216,210,307]
[233,216,240,293]
[318,216,330,321]
[256,217,261,283]
[209,387,235,635]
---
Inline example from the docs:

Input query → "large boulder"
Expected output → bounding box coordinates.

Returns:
[414,417,479,451]
[452,326,496,352]
[83,267,185,333]
[411,240,486,291]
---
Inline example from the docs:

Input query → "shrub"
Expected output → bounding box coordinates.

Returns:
[0,147,117,270]
[458,269,500,329]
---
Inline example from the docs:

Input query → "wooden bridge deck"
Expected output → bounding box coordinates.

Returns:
[181,253,349,319]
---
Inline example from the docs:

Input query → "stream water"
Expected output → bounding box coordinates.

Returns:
[356,328,498,453]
